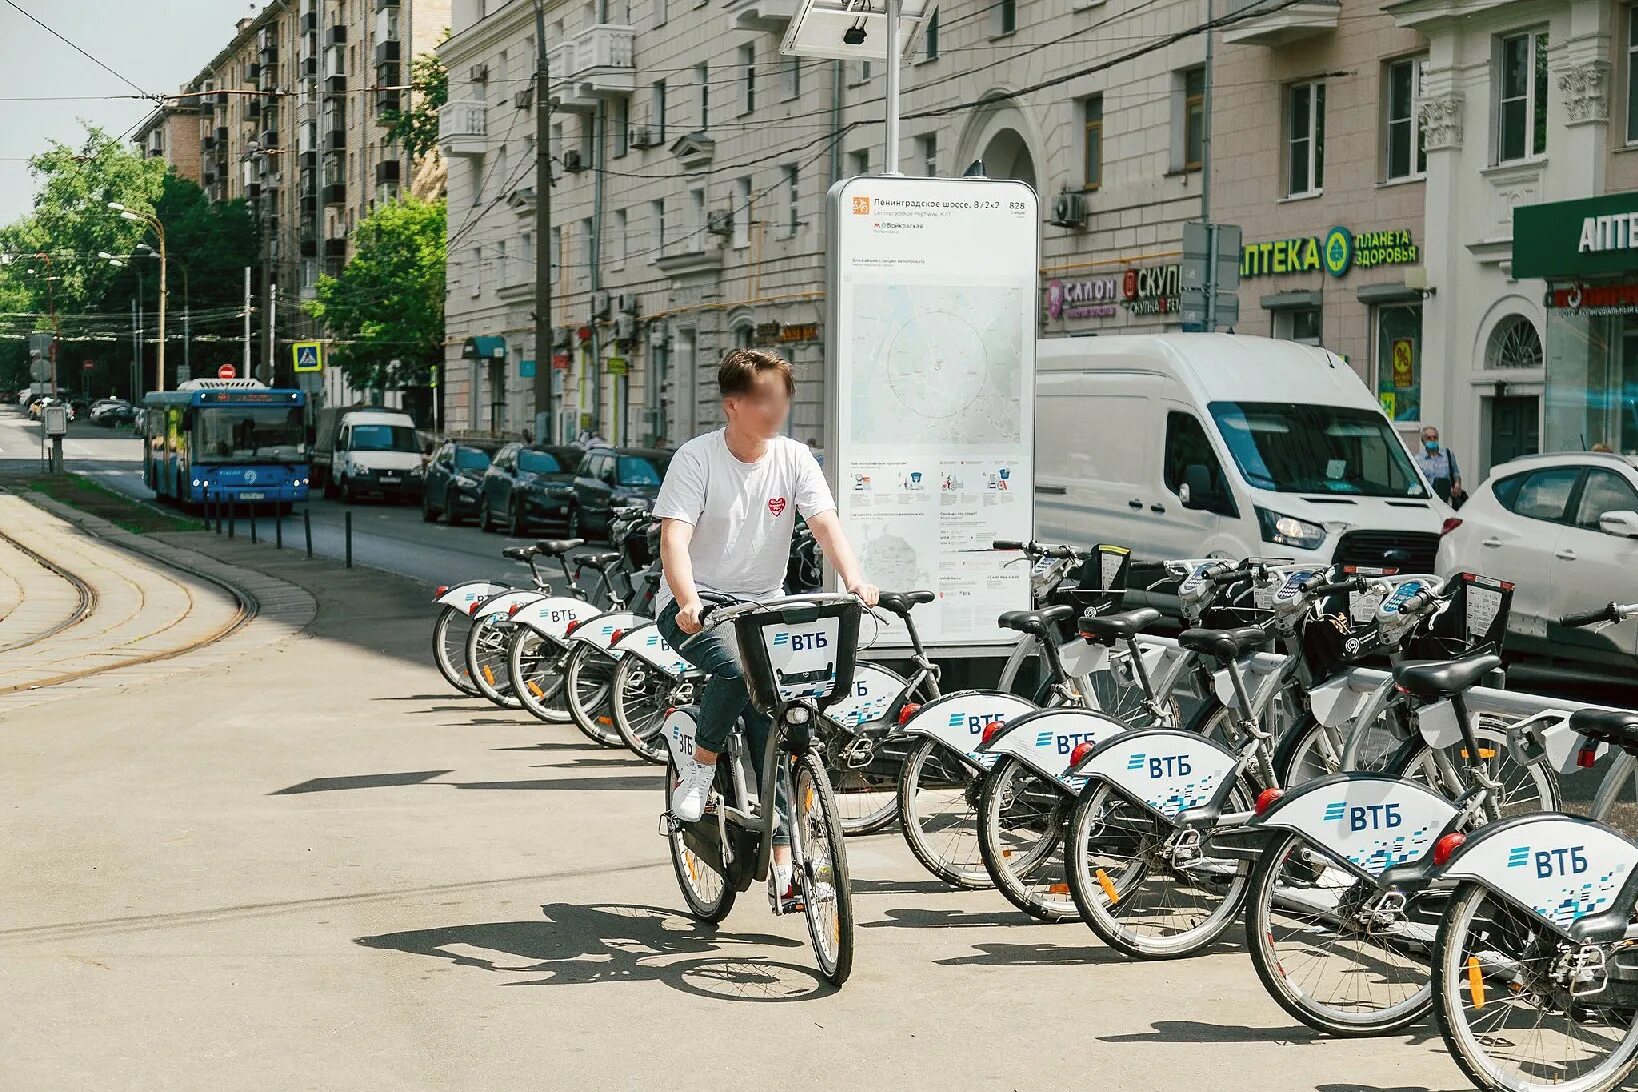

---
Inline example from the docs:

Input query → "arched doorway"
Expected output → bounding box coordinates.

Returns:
[979,127,1037,190]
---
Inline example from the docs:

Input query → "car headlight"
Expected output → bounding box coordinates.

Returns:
[1255,506,1328,551]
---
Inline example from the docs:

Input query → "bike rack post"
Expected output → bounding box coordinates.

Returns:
[303,508,313,559]
[344,511,352,568]
[249,506,258,545]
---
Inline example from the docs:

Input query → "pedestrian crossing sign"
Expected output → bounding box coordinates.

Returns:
[292,341,323,373]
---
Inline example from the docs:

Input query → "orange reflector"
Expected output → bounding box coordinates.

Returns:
[1001,849,1013,859]
[1095,868,1119,905]
[1467,957,1485,1009]
[1048,883,1070,895]
[1459,747,1497,761]
[527,680,545,698]
[482,665,495,685]
[596,716,612,726]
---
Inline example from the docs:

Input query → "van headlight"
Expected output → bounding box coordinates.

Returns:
[1256,506,1327,551]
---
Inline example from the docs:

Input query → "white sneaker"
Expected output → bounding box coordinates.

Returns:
[669,757,717,822]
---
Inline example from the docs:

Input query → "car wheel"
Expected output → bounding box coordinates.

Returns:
[508,499,524,537]
[341,478,356,505]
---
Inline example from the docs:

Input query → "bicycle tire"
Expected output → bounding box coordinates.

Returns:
[896,737,992,888]
[823,728,902,837]
[610,655,672,764]
[996,637,1040,701]
[466,617,524,709]
[565,643,624,746]
[1386,721,1561,818]
[665,753,736,922]
[1590,750,1638,838]
[1245,831,1433,1036]
[794,751,855,985]
[1433,881,1638,1092]
[509,627,573,724]
[1273,714,1347,787]
[1066,780,1252,959]
[432,607,481,696]
[977,755,1076,921]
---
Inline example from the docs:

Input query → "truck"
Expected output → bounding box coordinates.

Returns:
[311,406,425,504]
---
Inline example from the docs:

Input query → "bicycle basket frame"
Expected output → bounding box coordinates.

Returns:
[731,598,863,715]
[1057,543,1132,614]
[1404,571,1514,660]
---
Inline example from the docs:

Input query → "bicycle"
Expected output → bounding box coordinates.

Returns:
[560,511,665,746]
[488,539,606,722]
[430,577,516,696]
[660,591,864,985]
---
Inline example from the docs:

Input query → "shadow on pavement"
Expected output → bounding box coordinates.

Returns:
[935,941,1125,967]
[443,774,659,792]
[1101,1019,1441,1050]
[849,877,956,897]
[861,907,1033,930]
[271,770,454,795]
[492,741,608,752]
[356,901,832,1002]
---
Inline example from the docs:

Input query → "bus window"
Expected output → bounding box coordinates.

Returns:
[194,405,306,464]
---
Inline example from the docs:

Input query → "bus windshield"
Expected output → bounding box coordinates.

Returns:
[348,424,419,452]
[1208,401,1427,498]
[194,405,307,464]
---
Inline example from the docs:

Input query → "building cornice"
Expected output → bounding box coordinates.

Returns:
[440,0,569,63]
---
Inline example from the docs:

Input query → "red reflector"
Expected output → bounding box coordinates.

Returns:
[565,619,581,636]
[1254,788,1285,815]
[468,601,483,616]
[1440,518,1463,536]
[435,585,450,599]
[609,629,625,646]
[664,706,676,718]
[1433,832,1467,868]
[981,721,1006,746]
[1069,741,1096,766]
[897,702,922,726]
[507,602,523,617]
[1579,745,1600,769]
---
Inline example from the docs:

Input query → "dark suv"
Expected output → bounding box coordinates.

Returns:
[478,443,581,535]
[421,440,499,525]
[567,446,671,539]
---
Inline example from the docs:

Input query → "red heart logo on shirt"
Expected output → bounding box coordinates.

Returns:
[768,497,787,516]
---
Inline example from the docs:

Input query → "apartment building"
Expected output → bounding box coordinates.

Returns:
[438,0,1211,446]
[135,0,448,395]
[131,105,205,186]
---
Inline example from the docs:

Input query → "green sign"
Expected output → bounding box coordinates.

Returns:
[606,355,629,376]
[1241,226,1419,279]
[1513,191,1638,280]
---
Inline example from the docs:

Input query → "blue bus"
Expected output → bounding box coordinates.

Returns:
[143,380,311,509]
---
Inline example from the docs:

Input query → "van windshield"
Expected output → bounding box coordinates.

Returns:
[1208,402,1428,498]
[349,424,419,452]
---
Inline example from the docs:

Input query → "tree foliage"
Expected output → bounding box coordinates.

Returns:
[305,197,446,390]
[382,43,449,163]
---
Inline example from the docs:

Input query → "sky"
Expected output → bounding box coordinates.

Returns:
[0,0,255,224]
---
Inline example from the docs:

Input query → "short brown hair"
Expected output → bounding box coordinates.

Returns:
[718,348,795,398]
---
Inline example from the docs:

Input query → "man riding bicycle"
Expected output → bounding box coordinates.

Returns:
[654,348,878,907]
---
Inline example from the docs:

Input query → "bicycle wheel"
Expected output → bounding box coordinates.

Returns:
[1066,781,1252,959]
[432,607,480,696]
[1389,720,1561,817]
[1080,648,1178,730]
[1591,750,1638,841]
[897,737,991,888]
[997,637,1045,701]
[1245,832,1433,1036]
[977,755,1076,921]
[819,721,902,838]
[610,655,672,764]
[665,753,736,922]
[466,617,523,709]
[1340,685,1419,773]
[1434,881,1638,1092]
[510,628,572,724]
[565,643,623,746]
[794,751,855,985]
[1276,715,1351,787]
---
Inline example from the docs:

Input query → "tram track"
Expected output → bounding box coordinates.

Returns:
[0,527,98,655]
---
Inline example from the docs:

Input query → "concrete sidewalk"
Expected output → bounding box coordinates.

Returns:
[0,526,1469,1092]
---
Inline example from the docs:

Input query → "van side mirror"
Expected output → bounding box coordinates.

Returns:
[1598,510,1638,538]
[1180,464,1216,510]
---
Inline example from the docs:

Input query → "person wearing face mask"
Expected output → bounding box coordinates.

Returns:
[1417,426,1463,506]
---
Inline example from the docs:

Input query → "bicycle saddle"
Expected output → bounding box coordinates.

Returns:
[502,546,532,561]
[998,604,1075,636]
[1569,708,1638,751]
[576,551,622,569]
[535,538,585,555]
[1392,652,1501,701]
[1079,607,1163,644]
[1177,625,1266,659]
[878,589,935,615]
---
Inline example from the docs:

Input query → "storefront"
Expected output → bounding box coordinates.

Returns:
[1514,192,1638,456]
[1040,262,1182,334]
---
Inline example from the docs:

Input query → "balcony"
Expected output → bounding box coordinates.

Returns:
[438,99,487,156]
[260,64,279,92]
[1221,0,1339,45]
[375,180,401,205]
[300,56,317,79]
[262,128,280,148]
[259,42,278,64]
[245,62,261,85]
[374,40,400,65]
[375,159,401,184]
[723,0,798,33]
[325,25,347,46]
[547,25,636,113]
[326,127,346,151]
[324,44,346,91]
[323,182,346,205]
[375,90,402,119]
[246,100,262,120]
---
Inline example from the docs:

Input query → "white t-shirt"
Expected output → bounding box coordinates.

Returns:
[652,429,836,614]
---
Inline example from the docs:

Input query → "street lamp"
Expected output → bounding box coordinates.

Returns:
[109,201,168,391]
[101,251,143,400]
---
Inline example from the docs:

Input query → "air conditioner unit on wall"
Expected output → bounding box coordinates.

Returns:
[562,149,585,172]
[1050,190,1088,229]
[513,87,533,109]
[706,211,734,237]
[469,63,489,83]
[629,126,657,149]
[617,293,640,316]
[590,291,611,319]
[614,313,636,340]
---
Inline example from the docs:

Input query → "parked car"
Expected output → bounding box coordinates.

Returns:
[420,440,499,526]
[478,443,581,535]
[89,398,134,427]
[1437,449,1638,678]
[568,446,671,539]
[29,396,74,421]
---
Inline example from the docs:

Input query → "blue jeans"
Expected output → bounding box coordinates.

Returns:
[657,601,787,846]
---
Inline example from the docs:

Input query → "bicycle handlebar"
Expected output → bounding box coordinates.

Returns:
[991,539,1079,559]
[1561,602,1628,629]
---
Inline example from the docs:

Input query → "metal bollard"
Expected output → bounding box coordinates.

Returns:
[303,508,313,559]
[275,510,283,550]
[344,510,353,569]
[250,508,258,544]
[227,499,235,540]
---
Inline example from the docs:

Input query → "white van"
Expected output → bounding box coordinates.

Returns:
[1035,334,1446,574]
[320,409,425,504]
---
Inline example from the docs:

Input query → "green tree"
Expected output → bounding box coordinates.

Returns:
[381,44,449,163]
[305,197,445,391]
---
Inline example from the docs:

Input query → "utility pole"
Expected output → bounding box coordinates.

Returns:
[1201,0,1217,331]
[532,0,554,445]
[131,298,139,400]
[264,280,277,385]
[242,266,252,377]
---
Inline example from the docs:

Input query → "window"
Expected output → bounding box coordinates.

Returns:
[1163,412,1229,503]
[650,199,665,257]
[733,177,751,249]
[1374,303,1423,423]
[614,208,628,266]
[733,322,754,349]
[471,244,483,297]
[918,133,937,177]
[651,80,666,142]
[1272,306,1322,345]
[1082,95,1103,189]
[783,164,800,235]
[696,63,709,131]
[613,97,629,156]
[1576,469,1638,528]
[1286,80,1325,195]
[924,7,939,59]
[1183,67,1206,171]
[1510,466,1581,522]
[740,44,756,114]
[782,56,801,101]
[994,0,1016,35]
[653,0,667,27]
[1384,56,1427,180]
[1628,12,1638,144]
[1496,30,1549,163]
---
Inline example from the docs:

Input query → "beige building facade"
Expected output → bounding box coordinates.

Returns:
[438,0,1213,447]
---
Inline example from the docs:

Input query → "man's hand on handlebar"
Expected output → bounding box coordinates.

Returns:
[676,598,705,635]
[848,581,880,608]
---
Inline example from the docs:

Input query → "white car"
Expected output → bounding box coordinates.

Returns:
[1437,450,1638,676]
